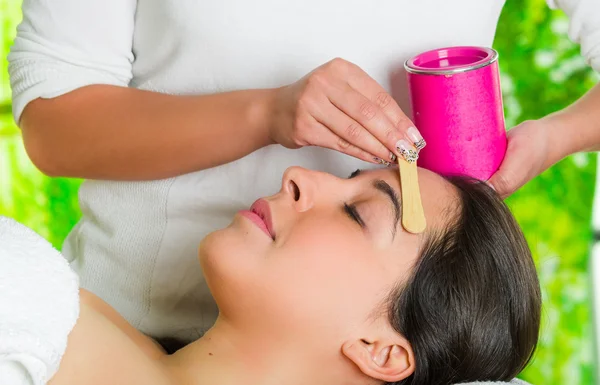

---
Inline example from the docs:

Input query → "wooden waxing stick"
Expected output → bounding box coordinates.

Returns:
[398,158,426,234]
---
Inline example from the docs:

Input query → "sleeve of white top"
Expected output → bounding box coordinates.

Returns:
[546,0,600,72]
[8,0,137,123]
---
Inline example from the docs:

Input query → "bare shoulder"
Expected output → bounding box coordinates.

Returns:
[49,289,173,385]
[78,289,167,359]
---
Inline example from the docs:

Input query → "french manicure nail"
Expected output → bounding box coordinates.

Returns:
[396,139,419,164]
[374,157,391,167]
[407,126,426,151]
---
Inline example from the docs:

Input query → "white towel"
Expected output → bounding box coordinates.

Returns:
[0,216,79,385]
[458,379,531,384]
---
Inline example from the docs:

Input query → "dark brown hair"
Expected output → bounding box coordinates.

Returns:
[388,178,541,385]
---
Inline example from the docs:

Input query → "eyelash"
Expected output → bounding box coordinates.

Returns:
[344,203,365,228]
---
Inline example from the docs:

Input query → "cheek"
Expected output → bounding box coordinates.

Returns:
[258,223,388,329]
[200,217,396,337]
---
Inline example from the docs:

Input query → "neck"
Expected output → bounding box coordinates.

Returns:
[161,317,351,385]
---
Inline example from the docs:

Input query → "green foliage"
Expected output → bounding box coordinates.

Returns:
[495,2,597,384]
[0,0,82,247]
[0,0,597,383]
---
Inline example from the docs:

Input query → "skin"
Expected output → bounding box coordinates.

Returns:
[20,47,599,195]
[49,166,458,385]
[489,83,600,197]
[21,59,417,180]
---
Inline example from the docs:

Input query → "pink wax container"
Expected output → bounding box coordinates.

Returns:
[405,46,506,181]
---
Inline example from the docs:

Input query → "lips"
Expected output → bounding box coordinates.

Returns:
[249,199,275,240]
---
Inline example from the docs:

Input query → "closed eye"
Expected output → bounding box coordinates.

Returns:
[344,203,365,228]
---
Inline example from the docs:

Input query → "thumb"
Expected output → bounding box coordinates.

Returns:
[488,165,524,198]
[487,172,511,198]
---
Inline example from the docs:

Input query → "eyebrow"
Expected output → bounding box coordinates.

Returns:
[348,170,402,237]
[373,179,402,238]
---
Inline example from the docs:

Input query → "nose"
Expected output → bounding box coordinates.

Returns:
[281,167,317,212]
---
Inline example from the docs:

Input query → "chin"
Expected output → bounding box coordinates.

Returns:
[199,221,260,290]
[198,225,260,318]
[198,227,231,298]
[198,226,230,267]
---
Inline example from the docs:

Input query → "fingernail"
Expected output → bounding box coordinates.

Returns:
[407,127,426,151]
[396,140,419,163]
[374,157,391,166]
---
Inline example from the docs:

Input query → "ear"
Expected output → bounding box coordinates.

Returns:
[342,337,415,383]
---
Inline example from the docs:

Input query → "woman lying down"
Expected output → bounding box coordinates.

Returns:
[0,166,541,385]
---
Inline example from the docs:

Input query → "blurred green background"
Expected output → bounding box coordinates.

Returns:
[1,0,598,383]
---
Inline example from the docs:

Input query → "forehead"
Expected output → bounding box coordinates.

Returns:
[364,167,458,229]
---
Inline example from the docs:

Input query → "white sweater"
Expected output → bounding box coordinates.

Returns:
[8,0,600,343]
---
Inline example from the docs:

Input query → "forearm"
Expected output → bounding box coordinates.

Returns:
[20,85,276,180]
[542,83,600,164]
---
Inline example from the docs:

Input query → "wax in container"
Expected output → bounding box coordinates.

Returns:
[405,46,506,181]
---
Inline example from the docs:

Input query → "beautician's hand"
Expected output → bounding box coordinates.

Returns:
[269,58,425,165]
[488,120,554,198]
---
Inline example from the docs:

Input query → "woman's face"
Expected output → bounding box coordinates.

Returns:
[199,166,456,345]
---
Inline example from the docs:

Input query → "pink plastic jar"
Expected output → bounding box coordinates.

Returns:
[405,46,506,181]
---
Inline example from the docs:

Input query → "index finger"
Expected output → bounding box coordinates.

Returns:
[346,64,426,151]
